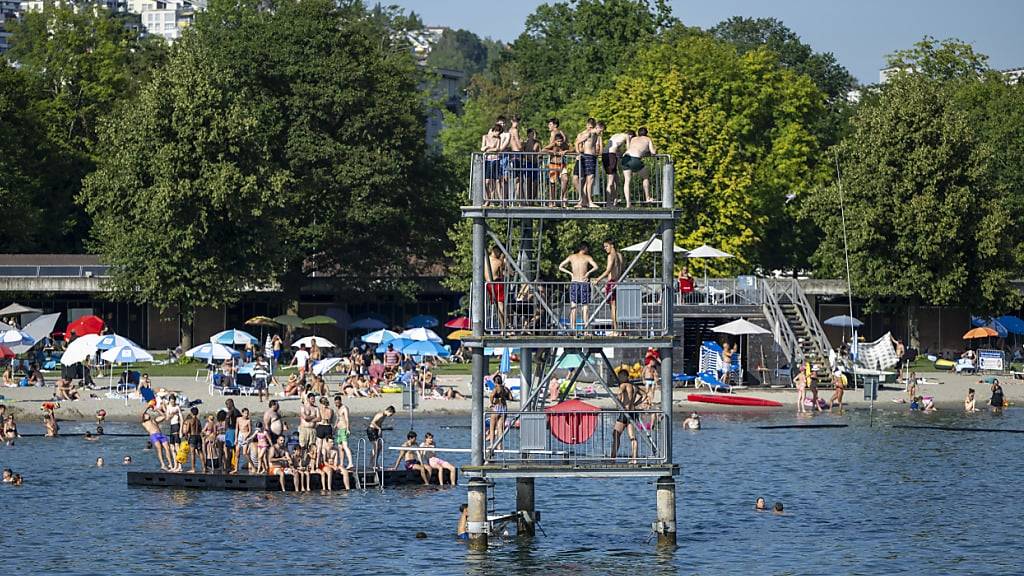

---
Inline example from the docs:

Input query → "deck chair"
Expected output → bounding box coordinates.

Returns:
[209,373,240,396]
[236,373,256,396]
[697,371,731,393]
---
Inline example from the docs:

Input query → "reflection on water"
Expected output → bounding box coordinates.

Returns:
[1,410,1022,575]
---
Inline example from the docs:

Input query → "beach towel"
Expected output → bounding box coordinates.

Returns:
[856,332,899,370]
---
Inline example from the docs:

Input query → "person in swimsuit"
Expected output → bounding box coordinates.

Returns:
[289,445,312,492]
[457,503,469,540]
[481,123,504,205]
[573,118,602,208]
[162,395,182,453]
[794,369,808,413]
[485,245,507,330]
[829,370,847,412]
[298,393,318,453]
[621,127,657,206]
[367,406,395,467]
[233,408,252,474]
[601,126,634,204]
[314,396,334,469]
[3,413,18,446]
[141,406,177,471]
[990,380,1005,409]
[254,422,271,474]
[488,374,513,452]
[559,244,600,332]
[262,399,286,445]
[965,388,977,412]
[421,432,457,486]
[522,127,542,201]
[181,406,204,473]
[393,431,432,485]
[611,369,639,462]
[202,414,218,470]
[682,412,701,430]
[267,436,291,492]
[594,239,625,331]
[642,361,659,400]
[543,131,570,206]
[333,395,353,469]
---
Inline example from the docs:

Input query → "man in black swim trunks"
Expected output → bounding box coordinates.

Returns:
[573,118,602,208]
[611,369,639,462]
[367,406,395,468]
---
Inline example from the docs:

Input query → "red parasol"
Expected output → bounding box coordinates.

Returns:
[0,345,15,359]
[545,399,600,444]
[444,316,470,329]
[65,315,105,341]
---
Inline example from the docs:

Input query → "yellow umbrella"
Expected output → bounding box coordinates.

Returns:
[448,329,472,341]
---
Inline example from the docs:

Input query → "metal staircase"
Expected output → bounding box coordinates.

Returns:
[761,278,831,371]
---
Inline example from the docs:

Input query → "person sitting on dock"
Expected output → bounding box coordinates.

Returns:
[611,369,639,462]
[268,436,292,492]
[367,406,395,467]
[394,431,432,486]
[320,436,353,490]
[421,432,457,486]
[290,445,312,492]
[141,406,177,471]
[56,376,80,401]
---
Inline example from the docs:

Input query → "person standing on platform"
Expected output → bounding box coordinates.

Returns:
[223,398,242,471]
[595,239,625,332]
[621,127,657,206]
[573,118,602,208]
[333,394,353,469]
[485,245,507,330]
[601,126,633,204]
[367,406,395,468]
[611,369,639,462]
[559,244,599,333]
[298,393,318,453]
[677,267,695,301]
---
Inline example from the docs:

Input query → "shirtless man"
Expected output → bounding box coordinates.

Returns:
[521,127,542,201]
[298,393,318,453]
[480,123,504,205]
[181,406,204,473]
[611,369,639,462]
[43,405,59,437]
[558,244,600,332]
[642,361,659,399]
[594,239,625,330]
[267,436,291,492]
[621,127,657,206]
[573,118,603,208]
[333,394,353,469]
[262,400,287,445]
[393,431,432,485]
[601,125,633,203]
[141,406,177,471]
[313,396,334,469]
[485,245,507,330]
[367,406,395,467]
[233,407,252,473]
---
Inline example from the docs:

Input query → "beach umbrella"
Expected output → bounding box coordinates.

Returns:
[245,316,279,327]
[60,333,102,366]
[546,399,599,444]
[996,315,1024,335]
[447,329,472,341]
[292,336,336,349]
[312,357,344,376]
[0,303,42,316]
[0,345,15,359]
[96,333,139,350]
[444,316,470,329]
[964,327,998,340]
[622,239,687,253]
[402,340,451,358]
[351,317,388,330]
[361,329,399,344]
[398,327,443,343]
[101,344,153,364]
[376,338,416,354]
[685,244,734,301]
[0,329,35,346]
[186,342,240,361]
[302,315,336,326]
[711,318,770,336]
[65,315,104,341]
[406,314,439,328]
[273,314,305,329]
[823,315,864,329]
[556,353,585,370]
[210,329,258,346]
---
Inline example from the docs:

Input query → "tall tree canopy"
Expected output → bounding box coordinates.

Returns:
[84,0,456,334]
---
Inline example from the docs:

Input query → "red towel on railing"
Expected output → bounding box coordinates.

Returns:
[545,399,599,444]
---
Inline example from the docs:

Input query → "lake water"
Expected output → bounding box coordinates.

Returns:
[1,408,1022,575]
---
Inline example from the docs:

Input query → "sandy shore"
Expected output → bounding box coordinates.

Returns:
[0,371,1014,423]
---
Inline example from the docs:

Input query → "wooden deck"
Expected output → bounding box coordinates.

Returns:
[127,467,455,491]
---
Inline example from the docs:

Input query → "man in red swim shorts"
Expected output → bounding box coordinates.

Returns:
[485,245,507,329]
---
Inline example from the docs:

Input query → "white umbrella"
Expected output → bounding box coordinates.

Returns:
[101,344,153,405]
[711,318,770,336]
[622,239,687,253]
[210,329,259,346]
[398,327,442,343]
[312,357,344,376]
[186,342,239,361]
[96,334,140,350]
[60,333,102,366]
[292,336,335,349]
[0,303,42,316]
[0,329,35,346]
[361,329,398,344]
[685,244,734,302]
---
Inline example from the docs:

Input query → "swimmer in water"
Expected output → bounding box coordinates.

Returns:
[755,497,767,511]
[96,457,105,467]
[457,503,469,540]
[123,456,132,465]
[773,502,784,515]
[682,412,701,430]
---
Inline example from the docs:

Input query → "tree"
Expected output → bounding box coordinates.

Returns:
[0,63,47,251]
[886,36,990,82]
[6,2,166,251]
[587,29,827,274]
[804,72,1019,347]
[427,28,491,77]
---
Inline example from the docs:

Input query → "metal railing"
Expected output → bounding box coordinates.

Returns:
[482,280,669,337]
[766,278,830,360]
[0,265,110,278]
[469,151,673,208]
[674,277,765,307]
[484,409,667,466]
[761,278,802,364]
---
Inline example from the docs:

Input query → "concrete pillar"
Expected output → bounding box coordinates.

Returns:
[467,477,489,550]
[516,477,536,537]
[654,475,677,547]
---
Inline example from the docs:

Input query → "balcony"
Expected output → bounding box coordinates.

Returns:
[476,280,670,342]
[466,152,673,215]
[463,408,675,478]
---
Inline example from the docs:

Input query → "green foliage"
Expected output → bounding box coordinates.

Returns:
[804,72,1020,313]
[0,63,46,250]
[588,30,827,274]
[886,37,990,81]
[427,28,503,79]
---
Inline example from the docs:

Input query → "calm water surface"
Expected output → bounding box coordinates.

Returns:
[1,409,1022,575]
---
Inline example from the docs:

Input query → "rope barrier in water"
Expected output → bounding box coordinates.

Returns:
[893,425,1024,434]
[755,424,849,429]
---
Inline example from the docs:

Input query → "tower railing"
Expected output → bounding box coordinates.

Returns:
[469,152,673,208]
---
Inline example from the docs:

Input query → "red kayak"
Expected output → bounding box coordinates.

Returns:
[687,394,783,407]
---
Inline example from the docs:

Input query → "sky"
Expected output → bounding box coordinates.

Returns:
[389,0,1024,84]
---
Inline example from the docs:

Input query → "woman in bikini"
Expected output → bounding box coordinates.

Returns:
[488,374,513,451]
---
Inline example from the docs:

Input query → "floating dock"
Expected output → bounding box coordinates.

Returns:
[127,468,455,491]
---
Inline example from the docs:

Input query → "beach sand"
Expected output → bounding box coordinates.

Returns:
[0,371,1014,423]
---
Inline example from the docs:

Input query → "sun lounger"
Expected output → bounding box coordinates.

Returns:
[697,371,731,393]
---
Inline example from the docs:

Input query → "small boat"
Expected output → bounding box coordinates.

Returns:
[686,394,783,407]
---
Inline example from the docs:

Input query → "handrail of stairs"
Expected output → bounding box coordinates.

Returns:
[787,279,831,360]
[760,278,801,364]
